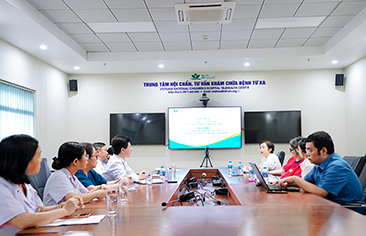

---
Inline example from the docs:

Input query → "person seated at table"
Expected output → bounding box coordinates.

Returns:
[297,138,314,178]
[0,134,84,234]
[276,131,364,204]
[258,140,282,171]
[75,142,121,191]
[107,146,113,161]
[43,142,106,206]
[102,135,145,182]
[92,142,108,175]
[269,137,305,178]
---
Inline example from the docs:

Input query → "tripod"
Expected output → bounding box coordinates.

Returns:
[200,147,213,167]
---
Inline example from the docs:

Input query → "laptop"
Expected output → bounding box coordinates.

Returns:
[249,162,300,192]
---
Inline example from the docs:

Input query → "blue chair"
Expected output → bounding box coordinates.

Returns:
[28,158,51,200]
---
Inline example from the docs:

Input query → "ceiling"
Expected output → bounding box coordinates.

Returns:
[1,0,366,74]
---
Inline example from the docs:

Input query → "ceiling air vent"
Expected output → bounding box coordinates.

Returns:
[175,2,236,25]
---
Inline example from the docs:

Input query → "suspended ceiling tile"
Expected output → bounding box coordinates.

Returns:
[295,3,341,17]
[159,32,190,42]
[260,4,300,18]
[73,10,117,23]
[223,19,256,31]
[251,29,284,40]
[113,9,151,22]
[26,0,68,10]
[155,21,188,33]
[145,0,184,8]
[276,38,307,48]
[189,24,222,32]
[192,41,220,50]
[281,27,317,39]
[78,42,109,52]
[149,8,177,21]
[312,27,342,38]
[62,0,108,10]
[68,34,101,43]
[190,31,221,41]
[320,15,354,27]
[105,42,137,52]
[39,10,80,23]
[303,37,331,46]
[96,33,131,43]
[164,41,191,51]
[332,2,366,16]
[135,42,164,52]
[128,32,161,42]
[220,40,248,50]
[55,23,93,34]
[233,5,262,19]
[221,31,251,41]
[104,0,146,9]
[248,39,277,48]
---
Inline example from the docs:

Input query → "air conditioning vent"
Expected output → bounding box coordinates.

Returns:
[175,2,236,25]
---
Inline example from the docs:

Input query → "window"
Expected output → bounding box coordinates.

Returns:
[0,81,34,140]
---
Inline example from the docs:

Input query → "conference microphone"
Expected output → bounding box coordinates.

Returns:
[161,199,181,207]
[198,172,207,180]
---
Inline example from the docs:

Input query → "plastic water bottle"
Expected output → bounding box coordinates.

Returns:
[262,166,269,183]
[160,165,165,181]
[228,160,233,177]
[238,161,243,175]
[248,170,256,182]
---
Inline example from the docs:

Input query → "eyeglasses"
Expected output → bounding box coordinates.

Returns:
[305,149,311,154]
[289,148,295,152]
[85,154,89,159]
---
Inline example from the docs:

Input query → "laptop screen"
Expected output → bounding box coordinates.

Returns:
[249,162,270,190]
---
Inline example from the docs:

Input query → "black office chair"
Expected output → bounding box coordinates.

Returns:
[28,158,51,200]
[341,158,366,215]
[277,151,286,166]
[343,154,366,177]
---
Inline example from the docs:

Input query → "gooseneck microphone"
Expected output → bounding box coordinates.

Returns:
[161,199,181,207]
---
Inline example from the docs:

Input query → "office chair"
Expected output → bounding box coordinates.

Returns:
[341,160,366,215]
[277,151,286,166]
[28,158,51,200]
[343,154,366,177]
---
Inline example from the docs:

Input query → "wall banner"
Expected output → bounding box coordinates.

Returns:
[143,73,266,94]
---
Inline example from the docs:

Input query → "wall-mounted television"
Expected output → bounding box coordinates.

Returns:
[168,106,242,149]
[110,113,165,145]
[244,110,301,144]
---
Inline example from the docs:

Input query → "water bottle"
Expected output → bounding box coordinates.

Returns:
[160,165,165,181]
[248,169,256,182]
[262,166,269,183]
[228,160,233,177]
[238,161,243,175]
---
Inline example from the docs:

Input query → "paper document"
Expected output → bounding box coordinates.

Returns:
[138,179,165,184]
[38,215,105,227]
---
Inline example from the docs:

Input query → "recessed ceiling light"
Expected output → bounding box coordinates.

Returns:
[40,45,47,50]
[332,60,338,64]
[244,62,250,67]
[74,66,80,70]
[158,64,164,68]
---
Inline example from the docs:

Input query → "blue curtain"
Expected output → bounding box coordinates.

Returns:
[0,81,34,140]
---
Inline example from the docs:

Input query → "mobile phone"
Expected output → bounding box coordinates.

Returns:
[62,213,91,219]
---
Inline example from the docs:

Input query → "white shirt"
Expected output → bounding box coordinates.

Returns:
[43,168,88,206]
[259,153,282,171]
[93,159,106,175]
[0,177,43,234]
[300,158,314,178]
[102,154,138,181]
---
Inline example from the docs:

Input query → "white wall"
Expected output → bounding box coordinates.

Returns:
[69,69,346,172]
[345,57,366,156]
[0,38,69,161]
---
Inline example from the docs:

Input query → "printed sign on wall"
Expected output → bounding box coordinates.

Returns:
[143,73,266,94]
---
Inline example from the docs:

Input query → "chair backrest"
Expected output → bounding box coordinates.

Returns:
[358,157,366,196]
[28,158,51,200]
[343,154,366,177]
[277,151,286,166]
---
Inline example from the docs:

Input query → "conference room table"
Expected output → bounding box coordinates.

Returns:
[18,168,366,236]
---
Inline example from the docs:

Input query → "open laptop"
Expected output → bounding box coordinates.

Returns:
[249,162,300,192]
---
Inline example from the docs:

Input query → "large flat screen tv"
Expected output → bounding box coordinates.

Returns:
[168,106,242,149]
[110,113,166,145]
[244,110,301,144]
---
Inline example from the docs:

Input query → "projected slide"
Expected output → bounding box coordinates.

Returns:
[168,107,242,149]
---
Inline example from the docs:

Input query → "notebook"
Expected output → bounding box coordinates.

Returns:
[249,162,300,192]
